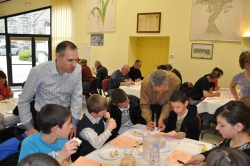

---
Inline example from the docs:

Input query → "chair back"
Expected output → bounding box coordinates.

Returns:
[196,114,202,132]
[83,78,100,94]
[102,78,110,98]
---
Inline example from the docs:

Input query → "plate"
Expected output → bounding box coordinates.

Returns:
[130,129,143,137]
[160,142,171,152]
[5,110,13,114]
[99,148,122,160]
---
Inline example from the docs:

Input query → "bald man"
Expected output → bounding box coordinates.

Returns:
[108,64,135,94]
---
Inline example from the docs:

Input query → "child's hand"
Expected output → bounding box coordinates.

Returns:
[56,139,80,164]
[8,92,13,98]
[174,132,186,139]
[107,120,117,132]
[104,112,110,119]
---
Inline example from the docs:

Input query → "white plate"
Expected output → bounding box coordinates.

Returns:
[99,148,122,160]
[5,110,13,114]
[130,129,143,137]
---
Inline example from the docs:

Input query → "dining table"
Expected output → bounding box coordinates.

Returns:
[119,84,141,98]
[71,124,213,166]
[0,97,20,127]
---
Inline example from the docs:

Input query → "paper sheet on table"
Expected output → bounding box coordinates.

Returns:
[109,135,138,149]
[167,150,192,165]
[157,130,177,137]
[70,156,113,166]
[176,142,200,154]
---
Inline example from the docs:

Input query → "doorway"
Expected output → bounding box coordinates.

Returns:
[129,37,170,77]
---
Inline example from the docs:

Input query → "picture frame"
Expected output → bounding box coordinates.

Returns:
[90,34,104,46]
[137,12,161,33]
[191,43,213,59]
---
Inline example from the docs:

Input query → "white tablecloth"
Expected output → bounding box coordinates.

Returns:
[71,124,212,166]
[0,98,20,127]
[119,84,141,98]
[197,97,234,114]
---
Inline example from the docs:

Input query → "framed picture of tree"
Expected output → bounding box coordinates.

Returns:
[191,43,213,59]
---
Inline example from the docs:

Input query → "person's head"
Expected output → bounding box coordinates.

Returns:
[121,64,130,75]
[240,96,250,108]
[239,51,250,69]
[165,64,173,71]
[55,41,79,74]
[214,101,250,138]
[110,89,130,109]
[170,90,188,115]
[206,147,250,166]
[133,60,142,69]
[0,70,7,86]
[87,94,108,117]
[150,70,168,95]
[94,60,101,68]
[208,67,223,82]
[17,153,60,166]
[79,59,87,66]
[37,104,72,138]
[157,65,167,70]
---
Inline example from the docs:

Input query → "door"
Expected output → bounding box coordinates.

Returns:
[6,36,51,85]
[136,38,169,77]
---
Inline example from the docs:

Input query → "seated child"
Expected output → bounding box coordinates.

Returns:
[164,90,200,140]
[18,153,60,166]
[0,70,13,101]
[206,147,250,166]
[18,104,80,165]
[186,101,250,165]
[108,88,146,135]
[73,94,116,161]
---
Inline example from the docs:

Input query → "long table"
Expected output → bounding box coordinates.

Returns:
[119,84,141,98]
[71,124,212,166]
[0,98,20,127]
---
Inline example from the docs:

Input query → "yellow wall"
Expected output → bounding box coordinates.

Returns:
[1,0,250,88]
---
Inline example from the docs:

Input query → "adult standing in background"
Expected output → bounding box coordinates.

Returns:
[94,60,108,94]
[230,52,250,100]
[79,59,93,102]
[18,41,82,137]
[166,64,182,84]
[128,60,143,82]
[108,64,135,94]
[140,70,181,131]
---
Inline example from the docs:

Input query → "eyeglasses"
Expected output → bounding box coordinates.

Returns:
[153,83,168,93]
[117,98,130,108]
[245,62,250,66]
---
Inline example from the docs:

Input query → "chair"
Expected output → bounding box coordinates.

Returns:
[83,78,100,95]
[102,78,110,99]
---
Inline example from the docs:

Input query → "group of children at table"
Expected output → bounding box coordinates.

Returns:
[1,68,250,166]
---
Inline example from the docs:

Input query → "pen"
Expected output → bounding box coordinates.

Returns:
[177,160,185,164]
[133,143,143,148]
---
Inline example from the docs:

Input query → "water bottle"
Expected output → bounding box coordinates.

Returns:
[150,142,160,165]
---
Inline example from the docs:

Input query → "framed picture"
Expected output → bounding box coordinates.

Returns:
[91,34,104,46]
[137,12,161,33]
[191,43,213,59]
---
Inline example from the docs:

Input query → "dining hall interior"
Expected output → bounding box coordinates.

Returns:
[1,0,250,166]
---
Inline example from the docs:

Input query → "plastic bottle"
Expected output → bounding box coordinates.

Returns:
[150,142,160,165]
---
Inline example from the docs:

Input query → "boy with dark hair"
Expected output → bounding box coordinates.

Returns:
[73,94,116,160]
[108,88,146,135]
[18,104,80,165]
[164,90,200,140]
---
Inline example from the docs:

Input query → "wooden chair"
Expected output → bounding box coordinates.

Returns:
[102,78,110,99]
[83,78,100,96]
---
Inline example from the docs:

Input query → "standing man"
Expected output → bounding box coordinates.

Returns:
[108,64,134,94]
[18,41,82,137]
[128,60,143,82]
[165,64,182,84]
[94,60,108,94]
[140,70,181,131]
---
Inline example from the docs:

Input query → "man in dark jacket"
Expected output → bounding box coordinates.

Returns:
[94,60,108,94]
[108,88,146,136]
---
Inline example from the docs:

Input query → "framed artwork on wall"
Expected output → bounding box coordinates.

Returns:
[136,12,161,33]
[191,43,213,59]
[91,34,104,46]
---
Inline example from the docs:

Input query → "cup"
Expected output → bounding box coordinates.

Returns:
[124,142,134,155]
[6,103,12,111]
[125,78,131,87]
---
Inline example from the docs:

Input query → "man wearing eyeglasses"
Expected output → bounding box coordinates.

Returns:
[108,88,146,136]
[140,70,181,131]
[108,64,135,94]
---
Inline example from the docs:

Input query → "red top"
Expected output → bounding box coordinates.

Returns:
[0,86,12,100]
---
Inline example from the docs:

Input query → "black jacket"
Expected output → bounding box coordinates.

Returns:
[108,95,146,137]
[164,105,200,140]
